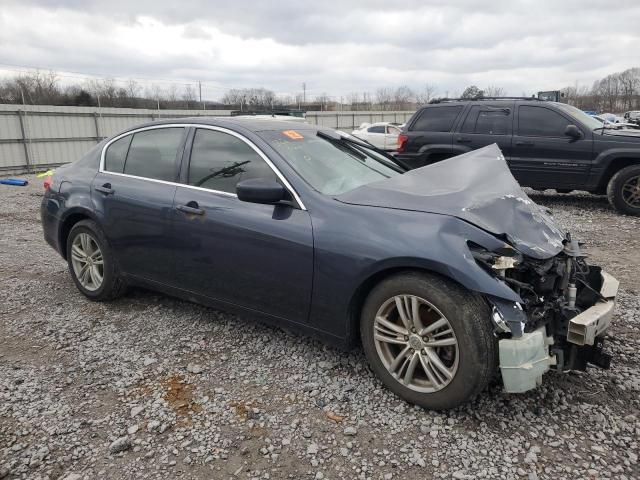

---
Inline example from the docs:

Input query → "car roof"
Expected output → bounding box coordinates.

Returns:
[120,116,321,135]
[365,122,398,127]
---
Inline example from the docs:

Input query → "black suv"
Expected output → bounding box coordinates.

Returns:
[396,98,640,215]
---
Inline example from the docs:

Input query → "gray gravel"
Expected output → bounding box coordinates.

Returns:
[1,177,639,480]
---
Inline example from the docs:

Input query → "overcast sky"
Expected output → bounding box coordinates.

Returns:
[1,0,639,101]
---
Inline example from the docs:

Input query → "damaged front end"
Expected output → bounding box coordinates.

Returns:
[473,236,618,393]
[336,144,619,394]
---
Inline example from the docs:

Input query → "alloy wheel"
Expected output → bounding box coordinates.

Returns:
[71,233,104,291]
[373,295,459,393]
[621,174,640,208]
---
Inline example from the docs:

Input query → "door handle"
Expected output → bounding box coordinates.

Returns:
[95,183,114,195]
[176,202,205,215]
[456,137,471,143]
[515,141,534,146]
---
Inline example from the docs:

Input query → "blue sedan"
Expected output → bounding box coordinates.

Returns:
[41,118,618,409]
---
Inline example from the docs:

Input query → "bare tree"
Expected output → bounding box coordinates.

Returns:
[375,87,393,110]
[483,85,506,97]
[182,84,196,109]
[393,86,414,110]
[415,83,438,105]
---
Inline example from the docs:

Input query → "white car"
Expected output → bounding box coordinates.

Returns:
[593,115,640,130]
[351,122,403,151]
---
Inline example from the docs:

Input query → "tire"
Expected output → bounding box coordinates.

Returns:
[607,164,640,216]
[360,272,497,410]
[66,219,126,300]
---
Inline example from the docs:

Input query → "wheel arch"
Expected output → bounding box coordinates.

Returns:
[58,208,100,260]
[346,264,476,349]
[595,155,640,193]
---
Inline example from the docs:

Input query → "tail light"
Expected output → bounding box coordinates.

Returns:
[397,134,409,153]
[43,175,52,190]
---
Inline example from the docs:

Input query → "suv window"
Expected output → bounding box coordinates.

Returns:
[123,128,185,181]
[188,129,277,193]
[461,106,510,135]
[367,126,385,134]
[518,106,571,137]
[104,135,132,173]
[410,106,463,132]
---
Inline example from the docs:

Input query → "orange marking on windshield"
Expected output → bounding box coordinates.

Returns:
[282,130,303,140]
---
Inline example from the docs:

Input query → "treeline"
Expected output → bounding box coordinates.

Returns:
[561,68,640,112]
[0,71,498,111]
[0,71,217,110]
[2,67,639,112]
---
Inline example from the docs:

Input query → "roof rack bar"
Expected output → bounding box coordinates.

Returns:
[429,96,543,104]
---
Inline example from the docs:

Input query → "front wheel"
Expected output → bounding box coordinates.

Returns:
[360,272,497,410]
[66,219,126,300]
[607,165,640,216]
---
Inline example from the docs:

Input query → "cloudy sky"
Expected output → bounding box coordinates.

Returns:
[1,0,639,101]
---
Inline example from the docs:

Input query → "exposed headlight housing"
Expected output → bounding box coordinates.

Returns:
[468,241,522,276]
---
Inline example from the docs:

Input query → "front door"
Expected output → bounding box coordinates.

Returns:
[92,126,186,283]
[511,105,593,188]
[171,127,314,322]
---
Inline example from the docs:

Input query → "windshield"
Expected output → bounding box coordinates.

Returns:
[555,103,603,130]
[261,129,401,195]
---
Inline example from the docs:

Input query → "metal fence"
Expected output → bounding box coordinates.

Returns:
[0,104,415,174]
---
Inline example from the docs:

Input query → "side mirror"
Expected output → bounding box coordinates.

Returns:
[564,124,582,139]
[236,178,286,204]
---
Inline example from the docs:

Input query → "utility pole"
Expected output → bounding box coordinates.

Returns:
[302,82,306,106]
[198,81,202,104]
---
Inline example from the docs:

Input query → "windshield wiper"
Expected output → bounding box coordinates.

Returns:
[316,130,409,171]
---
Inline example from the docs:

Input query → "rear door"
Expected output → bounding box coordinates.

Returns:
[92,126,186,283]
[401,105,465,167]
[170,126,314,322]
[454,104,514,158]
[511,104,593,187]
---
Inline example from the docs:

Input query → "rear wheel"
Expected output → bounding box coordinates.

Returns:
[360,272,497,410]
[607,165,640,216]
[66,219,126,300]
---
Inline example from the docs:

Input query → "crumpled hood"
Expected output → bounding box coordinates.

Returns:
[335,144,565,259]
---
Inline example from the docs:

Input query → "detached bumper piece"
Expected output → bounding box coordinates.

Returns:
[499,328,556,393]
[567,271,619,346]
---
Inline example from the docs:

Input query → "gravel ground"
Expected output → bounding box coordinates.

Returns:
[0,176,638,480]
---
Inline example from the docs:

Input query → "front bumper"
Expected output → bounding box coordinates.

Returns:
[498,270,618,394]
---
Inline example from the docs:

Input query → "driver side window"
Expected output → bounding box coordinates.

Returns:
[188,129,277,193]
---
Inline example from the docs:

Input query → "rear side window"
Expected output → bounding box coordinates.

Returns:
[461,106,511,135]
[367,126,385,133]
[518,106,571,137]
[188,129,277,193]
[123,128,185,181]
[104,135,132,173]
[410,106,463,132]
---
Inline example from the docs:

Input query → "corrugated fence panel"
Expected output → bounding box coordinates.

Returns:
[0,105,415,174]
[0,114,22,140]
[0,143,26,169]
[99,115,153,137]
[30,139,97,166]
[26,112,96,139]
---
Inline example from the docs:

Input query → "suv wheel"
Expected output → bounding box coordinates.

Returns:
[360,272,497,410]
[66,219,126,300]
[607,165,640,216]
